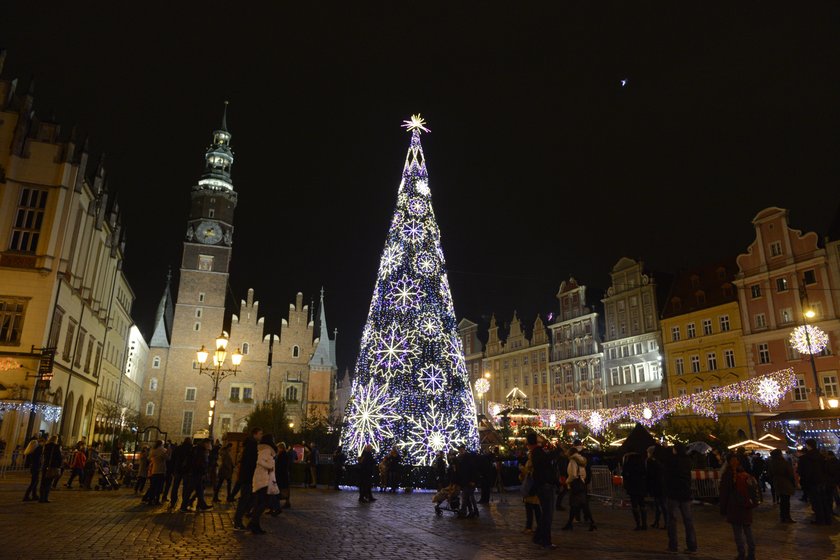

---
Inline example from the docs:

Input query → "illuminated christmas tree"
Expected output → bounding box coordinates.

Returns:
[341,115,479,466]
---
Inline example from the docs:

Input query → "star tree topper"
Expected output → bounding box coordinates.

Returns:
[402,113,431,134]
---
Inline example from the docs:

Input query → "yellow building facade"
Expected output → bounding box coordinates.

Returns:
[661,263,754,435]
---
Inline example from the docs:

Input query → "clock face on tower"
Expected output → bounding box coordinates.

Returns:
[196,221,223,245]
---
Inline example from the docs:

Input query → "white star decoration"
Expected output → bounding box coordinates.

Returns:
[401,113,431,134]
[371,323,418,380]
[398,402,467,466]
[401,220,424,244]
[379,243,404,279]
[416,253,436,275]
[418,313,442,338]
[386,275,424,311]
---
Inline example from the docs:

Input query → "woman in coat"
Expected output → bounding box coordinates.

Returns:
[358,444,376,503]
[275,442,293,509]
[622,451,648,530]
[39,435,63,503]
[720,454,758,560]
[249,434,278,534]
[768,448,795,523]
[145,440,167,505]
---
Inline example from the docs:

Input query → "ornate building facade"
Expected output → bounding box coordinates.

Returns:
[139,111,337,440]
[602,258,664,406]
[548,277,605,411]
[482,312,550,409]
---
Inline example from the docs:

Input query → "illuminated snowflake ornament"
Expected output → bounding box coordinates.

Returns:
[418,313,442,339]
[386,274,424,311]
[401,220,424,244]
[343,380,400,456]
[416,253,437,275]
[398,403,467,466]
[379,243,404,279]
[789,325,829,355]
[419,364,445,394]
[408,198,427,216]
[371,323,418,380]
[756,377,783,408]
[588,411,605,434]
[415,179,430,196]
[474,378,490,395]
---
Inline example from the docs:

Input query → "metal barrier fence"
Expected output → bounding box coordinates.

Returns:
[588,466,721,506]
[690,469,721,500]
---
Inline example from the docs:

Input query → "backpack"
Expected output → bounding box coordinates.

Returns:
[735,474,761,509]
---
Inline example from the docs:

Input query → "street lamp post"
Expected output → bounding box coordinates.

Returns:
[196,333,243,440]
[799,284,824,410]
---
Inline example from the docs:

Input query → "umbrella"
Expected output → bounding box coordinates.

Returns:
[618,423,657,455]
[686,441,712,455]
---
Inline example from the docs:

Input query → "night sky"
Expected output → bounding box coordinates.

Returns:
[2,3,839,372]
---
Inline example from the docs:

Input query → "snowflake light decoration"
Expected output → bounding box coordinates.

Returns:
[379,243,404,279]
[398,403,467,466]
[418,313,442,339]
[401,220,424,244]
[442,334,465,369]
[415,179,430,196]
[371,323,418,380]
[789,325,829,355]
[408,198,427,216]
[344,379,401,456]
[416,253,437,275]
[756,377,783,408]
[474,377,490,395]
[419,364,445,393]
[588,411,604,434]
[386,274,424,311]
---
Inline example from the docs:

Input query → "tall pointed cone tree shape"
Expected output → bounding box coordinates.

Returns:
[340,116,479,465]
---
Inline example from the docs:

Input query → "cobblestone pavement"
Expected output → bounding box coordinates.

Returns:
[0,472,838,559]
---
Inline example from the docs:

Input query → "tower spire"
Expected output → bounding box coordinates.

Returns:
[309,287,336,369]
[150,270,174,348]
[195,104,235,192]
[221,100,229,132]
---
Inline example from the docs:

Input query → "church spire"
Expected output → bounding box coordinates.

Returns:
[309,287,336,369]
[196,101,235,192]
[150,269,174,347]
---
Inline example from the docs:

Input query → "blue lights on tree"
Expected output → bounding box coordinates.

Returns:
[340,115,479,465]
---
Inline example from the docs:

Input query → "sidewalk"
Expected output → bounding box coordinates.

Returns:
[0,472,836,559]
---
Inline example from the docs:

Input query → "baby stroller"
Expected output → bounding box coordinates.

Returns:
[433,484,461,516]
[95,461,120,490]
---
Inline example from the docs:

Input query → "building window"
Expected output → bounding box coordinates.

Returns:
[194,322,201,332]
[84,337,94,372]
[9,188,48,253]
[623,365,633,384]
[181,411,194,435]
[769,241,783,257]
[758,343,771,364]
[610,367,620,385]
[145,402,155,416]
[803,269,817,285]
[292,345,300,358]
[195,308,202,318]
[524,373,529,386]
[724,349,736,368]
[198,293,206,302]
[62,319,77,360]
[776,277,788,292]
[686,323,696,339]
[242,342,250,355]
[755,314,767,329]
[823,375,839,398]
[750,285,762,299]
[648,340,657,351]
[690,355,701,373]
[285,386,298,402]
[634,342,642,355]
[650,363,659,379]
[635,364,645,383]
[230,386,240,401]
[149,377,158,391]
[779,308,793,325]
[707,352,717,371]
[785,340,800,361]
[621,346,629,358]
[198,255,214,271]
[152,356,161,368]
[185,387,196,402]
[702,319,713,336]
[792,376,807,401]
[0,297,27,345]
[609,347,617,360]
[678,388,687,397]
[719,315,730,332]
[48,306,64,348]
[675,358,684,375]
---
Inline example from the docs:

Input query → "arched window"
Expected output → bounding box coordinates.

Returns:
[145,402,154,416]
[285,386,298,402]
[152,356,161,368]
[149,377,158,391]
[242,342,250,355]
[292,345,300,358]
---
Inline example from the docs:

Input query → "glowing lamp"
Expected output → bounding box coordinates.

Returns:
[804,308,816,319]
[215,333,229,351]
[642,407,653,420]
[196,346,209,364]
[231,348,243,367]
[829,399,839,409]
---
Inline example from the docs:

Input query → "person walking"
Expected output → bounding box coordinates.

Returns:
[276,442,293,508]
[39,435,63,503]
[182,439,212,512]
[308,443,319,488]
[233,427,262,531]
[663,443,697,554]
[82,442,100,490]
[519,446,541,536]
[358,444,376,503]
[527,433,556,548]
[249,434,278,534]
[456,445,479,518]
[562,445,596,531]
[768,448,795,523]
[22,436,44,501]
[797,438,830,525]
[214,443,234,502]
[168,438,192,510]
[720,454,759,560]
[622,450,648,530]
[65,444,87,489]
[333,445,347,490]
[146,440,167,505]
[646,445,668,529]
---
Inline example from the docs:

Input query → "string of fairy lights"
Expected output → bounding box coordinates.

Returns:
[487,368,797,435]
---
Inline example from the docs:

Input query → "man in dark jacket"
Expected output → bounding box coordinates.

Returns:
[181,439,212,512]
[528,432,557,549]
[39,435,63,503]
[22,437,45,501]
[663,443,697,554]
[797,439,830,525]
[768,449,795,523]
[478,451,495,504]
[233,427,263,530]
[622,451,648,530]
[358,444,376,503]
[168,438,192,509]
[333,446,347,490]
[456,445,479,518]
